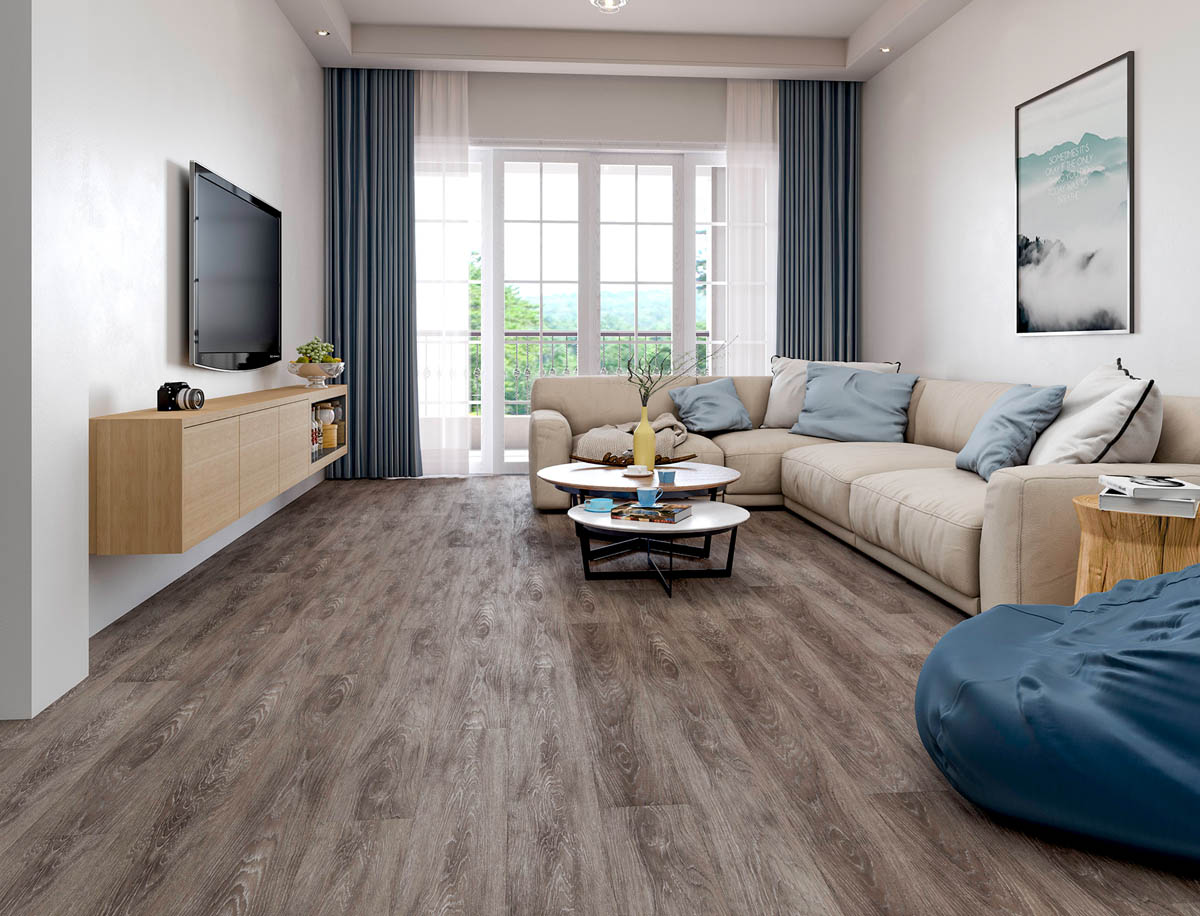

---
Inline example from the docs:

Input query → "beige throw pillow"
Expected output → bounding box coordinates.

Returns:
[1027,360,1163,465]
[762,356,902,429]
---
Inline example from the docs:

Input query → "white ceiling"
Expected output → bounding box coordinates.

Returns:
[275,0,972,79]
[341,0,889,38]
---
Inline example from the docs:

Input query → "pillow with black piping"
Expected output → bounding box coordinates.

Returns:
[1027,359,1163,465]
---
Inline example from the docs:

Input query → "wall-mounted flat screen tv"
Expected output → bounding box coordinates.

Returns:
[189,162,281,371]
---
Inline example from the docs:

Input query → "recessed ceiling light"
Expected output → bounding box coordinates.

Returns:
[880,47,891,53]
[315,28,331,36]
[590,0,627,12]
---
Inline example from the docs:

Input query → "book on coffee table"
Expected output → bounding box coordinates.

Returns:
[610,502,693,524]
[1098,488,1200,519]
[1098,475,1200,500]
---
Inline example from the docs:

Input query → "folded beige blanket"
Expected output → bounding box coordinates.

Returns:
[575,412,687,461]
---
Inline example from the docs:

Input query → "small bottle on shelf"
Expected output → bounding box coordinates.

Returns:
[333,401,346,446]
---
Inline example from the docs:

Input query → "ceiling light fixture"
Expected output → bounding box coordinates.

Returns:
[590,0,627,13]
[315,28,331,36]
[880,46,891,53]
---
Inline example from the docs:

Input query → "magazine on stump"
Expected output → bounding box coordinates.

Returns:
[1098,476,1200,518]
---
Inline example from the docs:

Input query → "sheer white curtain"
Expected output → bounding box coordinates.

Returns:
[724,79,779,376]
[415,71,474,475]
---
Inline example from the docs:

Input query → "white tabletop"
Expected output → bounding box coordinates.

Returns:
[568,500,750,536]
[538,461,740,494]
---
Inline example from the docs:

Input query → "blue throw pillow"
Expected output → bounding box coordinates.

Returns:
[956,384,1066,481]
[669,377,752,434]
[790,363,919,442]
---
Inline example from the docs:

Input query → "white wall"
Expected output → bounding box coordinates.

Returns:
[24,0,325,707]
[862,0,1200,394]
[469,72,726,147]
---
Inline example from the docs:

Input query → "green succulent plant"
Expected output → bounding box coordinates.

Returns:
[297,337,336,363]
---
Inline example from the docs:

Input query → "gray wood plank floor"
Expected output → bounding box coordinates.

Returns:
[2,476,1198,915]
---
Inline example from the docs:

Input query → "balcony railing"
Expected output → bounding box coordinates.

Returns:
[418,330,712,418]
[462,330,711,415]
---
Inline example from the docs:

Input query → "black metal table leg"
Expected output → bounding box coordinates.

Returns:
[573,521,740,596]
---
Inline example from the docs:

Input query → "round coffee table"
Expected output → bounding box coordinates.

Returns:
[537,461,741,505]
[566,500,750,596]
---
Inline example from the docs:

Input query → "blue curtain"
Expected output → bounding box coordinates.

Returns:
[777,80,861,361]
[325,68,422,478]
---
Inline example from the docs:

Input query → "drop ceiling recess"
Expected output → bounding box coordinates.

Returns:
[279,0,970,79]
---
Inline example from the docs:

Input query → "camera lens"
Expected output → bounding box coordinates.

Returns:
[176,387,205,410]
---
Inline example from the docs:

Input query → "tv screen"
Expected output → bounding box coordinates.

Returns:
[189,162,281,371]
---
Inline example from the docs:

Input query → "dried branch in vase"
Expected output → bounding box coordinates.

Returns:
[625,339,733,406]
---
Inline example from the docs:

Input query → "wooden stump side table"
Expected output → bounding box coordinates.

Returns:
[1073,494,1200,601]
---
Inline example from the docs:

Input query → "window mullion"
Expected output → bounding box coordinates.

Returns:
[677,154,693,371]
[483,149,504,474]
[578,154,600,375]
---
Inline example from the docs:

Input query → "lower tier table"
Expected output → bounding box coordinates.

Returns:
[566,501,750,597]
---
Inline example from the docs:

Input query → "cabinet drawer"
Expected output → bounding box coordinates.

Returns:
[182,418,240,549]
[241,406,280,444]
[183,416,239,467]
[279,422,313,491]
[279,400,311,432]
[240,410,280,515]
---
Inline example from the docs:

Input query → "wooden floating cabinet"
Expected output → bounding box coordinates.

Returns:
[90,384,348,555]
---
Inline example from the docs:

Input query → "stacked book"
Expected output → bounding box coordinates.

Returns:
[611,502,693,524]
[1098,476,1200,519]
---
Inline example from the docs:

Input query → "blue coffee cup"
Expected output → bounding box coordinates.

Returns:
[637,487,663,507]
[657,469,676,485]
[584,497,614,512]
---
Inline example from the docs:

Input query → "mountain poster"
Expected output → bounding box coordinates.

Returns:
[1016,53,1132,334]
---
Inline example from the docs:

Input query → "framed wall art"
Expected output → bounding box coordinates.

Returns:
[1016,52,1133,335]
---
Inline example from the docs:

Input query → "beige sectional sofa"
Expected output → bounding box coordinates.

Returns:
[529,374,1200,615]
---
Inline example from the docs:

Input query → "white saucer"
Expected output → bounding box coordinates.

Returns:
[622,470,654,478]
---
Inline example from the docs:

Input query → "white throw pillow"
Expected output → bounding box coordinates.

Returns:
[1027,360,1163,465]
[761,356,902,429]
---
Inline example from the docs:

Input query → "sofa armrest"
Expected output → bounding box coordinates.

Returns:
[979,462,1200,611]
[529,408,573,510]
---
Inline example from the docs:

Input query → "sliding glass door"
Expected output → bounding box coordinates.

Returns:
[465,148,724,474]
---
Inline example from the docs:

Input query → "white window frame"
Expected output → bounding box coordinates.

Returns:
[474,146,727,474]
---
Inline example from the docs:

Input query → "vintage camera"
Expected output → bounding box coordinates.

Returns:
[157,381,206,411]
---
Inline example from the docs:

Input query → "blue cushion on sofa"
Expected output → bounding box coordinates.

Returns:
[915,564,1200,860]
[955,384,1065,481]
[668,377,752,434]
[790,363,918,442]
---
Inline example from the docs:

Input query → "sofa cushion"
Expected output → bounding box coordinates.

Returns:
[762,357,901,429]
[791,364,919,442]
[907,379,1015,452]
[533,375,693,436]
[570,431,724,468]
[711,429,833,494]
[696,376,773,429]
[956,384,1065,481]
[1028,360,1162,465]
[850,468,986,598]
[781,442,958,529]
[669,377,753,434]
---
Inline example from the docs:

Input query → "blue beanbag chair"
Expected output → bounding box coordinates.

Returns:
[916,564,1200,860]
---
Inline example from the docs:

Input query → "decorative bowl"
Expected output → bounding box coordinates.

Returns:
[288,361,345,388]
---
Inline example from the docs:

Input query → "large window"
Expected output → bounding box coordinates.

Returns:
[500,159,580,415]
[599,161,675,372]
[419,148,729,473]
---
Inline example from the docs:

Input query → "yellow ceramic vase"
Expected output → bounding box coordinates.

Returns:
[632,405,656,470]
